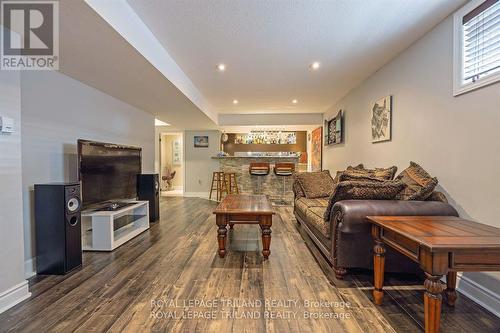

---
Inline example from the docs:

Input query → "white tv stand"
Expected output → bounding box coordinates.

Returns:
[81,201,150,251]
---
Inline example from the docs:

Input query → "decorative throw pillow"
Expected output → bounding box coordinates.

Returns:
[323,180,405,220]
[426,191,448,203]
[333,164,365,184]
[344,165,398,180]
[292,178,305,199]
[340,170,391,183]
[296,170,335,199]
[395,162,438,200]
[346,164,365,171]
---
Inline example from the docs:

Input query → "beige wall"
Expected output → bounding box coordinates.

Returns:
[160,133,183,188]
[323,14,500,310]
[184,130,220,196]
[21,71,155,274]
[0,61,30,312]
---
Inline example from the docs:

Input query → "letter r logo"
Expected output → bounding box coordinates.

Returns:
[2,1,55,56]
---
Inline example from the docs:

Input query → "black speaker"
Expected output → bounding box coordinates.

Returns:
[137,174,160,222]
[35,182,82,275]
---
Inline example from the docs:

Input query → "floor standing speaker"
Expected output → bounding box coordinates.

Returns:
[137,174,160,222]
[35,182,82,275]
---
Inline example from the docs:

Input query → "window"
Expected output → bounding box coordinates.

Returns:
[453,0,500,96]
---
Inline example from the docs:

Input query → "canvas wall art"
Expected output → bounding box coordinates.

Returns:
[194,136,209,148]
[371,96,392,143]
[172,139,182,165]
[311,127,322,172]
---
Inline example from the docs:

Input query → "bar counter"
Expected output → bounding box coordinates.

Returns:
[212,156,306,204]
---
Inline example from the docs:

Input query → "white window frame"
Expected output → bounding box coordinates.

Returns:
[453,0,500,96]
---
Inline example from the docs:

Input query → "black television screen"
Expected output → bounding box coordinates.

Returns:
[78,140,142,209]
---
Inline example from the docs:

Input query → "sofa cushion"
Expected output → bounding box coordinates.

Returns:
[324,180,406,220]
[395,162,438,200]
[305,207,330,238]
[295,197,329,217]
[296,170,335,199]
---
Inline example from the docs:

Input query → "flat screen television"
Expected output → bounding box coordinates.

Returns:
[78,139,142,209]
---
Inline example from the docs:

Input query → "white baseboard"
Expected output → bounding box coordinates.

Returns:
[456,273,500,318]
[0,281,31,314]
[24,257,36,279]
[183,192,210,199]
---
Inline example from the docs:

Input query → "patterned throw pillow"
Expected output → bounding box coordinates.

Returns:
[346,164,365,170]
[333,164,365,184]
[323,180,405,220]
[339,172,388,183]
[296,170,335,199]
[395,162,438,200]
[344,165,398,180]
[292,178,305,199]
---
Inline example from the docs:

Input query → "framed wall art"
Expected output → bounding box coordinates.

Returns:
[324,110,343,145]
[371,96,392,143]
[194,136,209,148]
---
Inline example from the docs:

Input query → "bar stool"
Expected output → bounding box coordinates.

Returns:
[249,162,270,194]
[209,171,228,201]
[273,163,295,205]
[224,172,240,194]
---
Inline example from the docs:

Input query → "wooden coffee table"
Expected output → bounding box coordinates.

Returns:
[213,194,274,259]
[367,216,500,333]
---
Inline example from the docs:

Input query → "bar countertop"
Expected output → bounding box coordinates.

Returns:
[211,156,299,159]
[212,155,304,204]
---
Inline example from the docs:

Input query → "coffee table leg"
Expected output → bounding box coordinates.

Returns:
[445,271,457,306]
[372,225,386,305]
[424,273,444,333]
[216,215,227,258]
[260,215,272,259]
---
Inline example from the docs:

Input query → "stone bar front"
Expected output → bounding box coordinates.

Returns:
[212,156,305,204]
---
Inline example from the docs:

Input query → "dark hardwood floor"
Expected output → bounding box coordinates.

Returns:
[0,197,499,332]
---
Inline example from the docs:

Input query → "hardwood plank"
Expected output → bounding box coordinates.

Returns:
[0,199,498,332]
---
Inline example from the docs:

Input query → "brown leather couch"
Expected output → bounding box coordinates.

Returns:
[293,186,458,279]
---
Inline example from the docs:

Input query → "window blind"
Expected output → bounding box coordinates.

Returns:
[462,0,500,83]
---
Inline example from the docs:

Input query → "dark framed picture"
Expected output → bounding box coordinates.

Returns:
[371,96,392,143]
[194,136,209,148]
[324,110,343,145]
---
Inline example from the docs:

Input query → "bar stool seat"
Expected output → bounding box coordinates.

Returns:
[273,163,295,205]
[224,172,240,194]
[249,163,270,194]
[209,171,228,201]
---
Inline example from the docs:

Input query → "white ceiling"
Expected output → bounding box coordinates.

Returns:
[57,1,217,130]
[127,0,466,115]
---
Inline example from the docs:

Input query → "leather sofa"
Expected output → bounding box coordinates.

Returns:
[293,185,458,279]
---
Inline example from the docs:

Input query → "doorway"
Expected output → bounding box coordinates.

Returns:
[159,132,184,196]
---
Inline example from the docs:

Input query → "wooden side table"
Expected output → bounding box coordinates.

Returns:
[213,194,274,259]
[367,216,500,333]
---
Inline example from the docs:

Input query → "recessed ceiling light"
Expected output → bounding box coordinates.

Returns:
[310,62,321,70]
[233,99,239,104]
[217,63,226,71]
[292,99,298,104]
[155,119,170,126]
